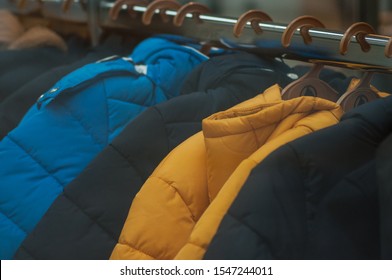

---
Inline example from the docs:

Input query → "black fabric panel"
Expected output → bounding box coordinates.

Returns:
[308,161,379,259]
[377,133,392,259]
[0,37,89,103]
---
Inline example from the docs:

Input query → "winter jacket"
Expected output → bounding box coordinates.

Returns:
[0,34,139,140]
[13,52,295,260]
[205,94,392,260]
[110,84,343,260]
[377,133,392,259]
[0,37,207,260]
[0,36,89,103]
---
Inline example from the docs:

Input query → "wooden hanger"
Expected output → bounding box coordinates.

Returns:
[142,0,181,25]
[280,16,340,102]
[233,9,273,38]
[173,2,215,55]
[337,22,379,112]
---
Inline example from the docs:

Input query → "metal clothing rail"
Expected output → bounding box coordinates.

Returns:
[98,0,392,73]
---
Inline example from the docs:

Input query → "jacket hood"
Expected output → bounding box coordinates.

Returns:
[202,84,343,201]
[130,37,208,63]
[128,37,209,99]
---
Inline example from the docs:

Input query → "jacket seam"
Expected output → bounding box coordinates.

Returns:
[152,106,170,152]
[286,143,309,257]
[182,240,206,251]
[116,241,158,260]
[0,204,28,235]
[57,97,106,147]
[110,144,146,182]
[150,176,197,223]
[225,211,277,259]
[247,118,262,148]
[106,97,150,108]
[7,135,65,187]
[62,191,118,241]
[0,135,64,236]
[14,244,35,259]
[103,79,110,147]
[341,176,370,198]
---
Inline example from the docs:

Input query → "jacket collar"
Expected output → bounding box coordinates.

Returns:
[202,84,343,201]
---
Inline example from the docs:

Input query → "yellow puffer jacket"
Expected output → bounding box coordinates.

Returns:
[110,84,343,260]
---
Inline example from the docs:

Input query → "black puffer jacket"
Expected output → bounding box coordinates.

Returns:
[14,52,295,259]
[377,132,392,259]
[0,34,139,140]
[205,95,392,260]
[0,37,89,103]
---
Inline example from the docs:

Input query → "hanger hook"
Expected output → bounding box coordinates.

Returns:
[109,0,149,20]
[337,72,379,111]
[282,15,325,48]
[17,0,28,9]
[142,0,181,26]
[173,2,210,27]
[385,36,392,58]
[340,22,376,55]
[17,0,42,10]
[233,10,273,38]
[62,0,73,13]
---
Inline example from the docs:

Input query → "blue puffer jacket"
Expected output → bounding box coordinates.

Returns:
[0,37,208,259]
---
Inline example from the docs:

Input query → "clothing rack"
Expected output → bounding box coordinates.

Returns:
[4,0,392,73]
[99,0,392,73]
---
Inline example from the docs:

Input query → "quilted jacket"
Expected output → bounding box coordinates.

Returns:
[0,37,89,103]
[13,52,295,259]
[205,95,392,260]
[0,37,207,259]
[110,84,343,260]
[377,132,392,259]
